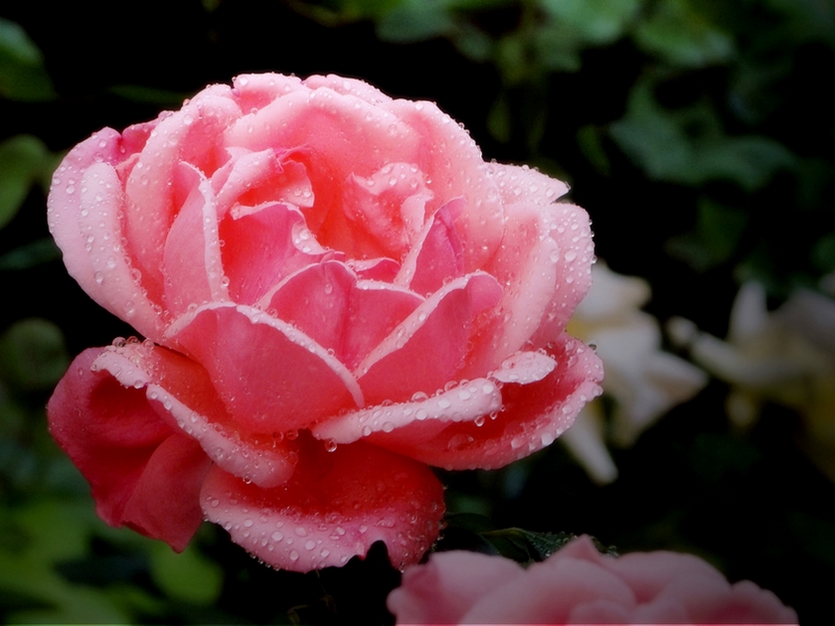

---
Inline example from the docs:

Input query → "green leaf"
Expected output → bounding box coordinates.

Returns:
[0,18,55,101]
[0,318,69,390]
[150,540,223,605]
[666,197,748,271]
[610,78,795,190]
[812,232,835,273]
[0,135,54,230]
[443,515,617,564]
[0,237,61,271]
[376,0,456,42]
[0,500,130,624]
[634,0,734,67]
[540,0,640,45]
[765,0,835,49]
[577,124,611,175]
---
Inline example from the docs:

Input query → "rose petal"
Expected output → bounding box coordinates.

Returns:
[532,202,597,345]
[123,86,240,290]
[162,163,229,317]
[464,557,637,624]
[492,350,557,384]
[167,302,364,433]
[47,131,165,341]
[312,377,503,444]
[342,162,434,258]
[375,334,602,470]
[464,198,562,375]
[386,97,506,270]
[93,342,298,489]
[388,550,524,625]
[356,272,503,405]
[200,435,444,572]
[222,202,334,306]
[395,199,465,296]
[47,348,210,550]
[266,261,424,369]
[212,147,314,217]
[488,162,570,207]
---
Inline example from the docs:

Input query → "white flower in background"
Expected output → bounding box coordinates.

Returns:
[668,281,835,481]
[562,263,707,484]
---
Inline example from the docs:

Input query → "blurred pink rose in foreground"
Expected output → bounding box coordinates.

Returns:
[388,536,797,624]
[46,73,602,571]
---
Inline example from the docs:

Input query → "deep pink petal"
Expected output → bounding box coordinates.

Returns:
[341,162,434,258]
[93,341,298,490]
[47,131,165,341]
[120,432,211,551]
[373,334,602,470]
[167,303,363,433]
[356,272,503,405]
[395,199,465,296]
[221,202,334,306]
[162,163,229,317]
[200,435,444,572]
[267,261,423,369]
[47,348,210,550]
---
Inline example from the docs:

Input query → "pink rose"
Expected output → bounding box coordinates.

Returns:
[46,73,602,572]
[387,536,798,624]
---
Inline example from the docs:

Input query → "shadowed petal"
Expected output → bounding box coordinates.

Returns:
[47,349,210,550]
[200,435,444,572]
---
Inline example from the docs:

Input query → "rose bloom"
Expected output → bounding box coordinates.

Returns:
[387,536,798,624]
[46,73,602,572]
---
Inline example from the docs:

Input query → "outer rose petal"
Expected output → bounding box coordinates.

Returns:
[168,302,364,433]
[389,537,798,625]
[357,272,503,405]
[387,550,524,624]
[200,435,444,572]
[47,349,210,550]
[47,131,165,341]
[370,334,602,470]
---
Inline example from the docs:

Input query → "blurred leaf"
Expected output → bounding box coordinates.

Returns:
[610,78,795,190]
[451,22,494,62]
[540,0,640,45]
[150,540,223,605]
[666,197,748,271]
[0,500,129,624]
[813,232,835,274]
[0,18,55,101]
[577,124,611,175]
[0,318,69,390]
[442,514,617,564]
[0,135,56,230]
[495,32,531,83]
[766,0,835,49]
[0,237,61,271]
[635,0,734,67]
[487,94,512,143]
[376,0,455,42]
[533,23,582,72]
